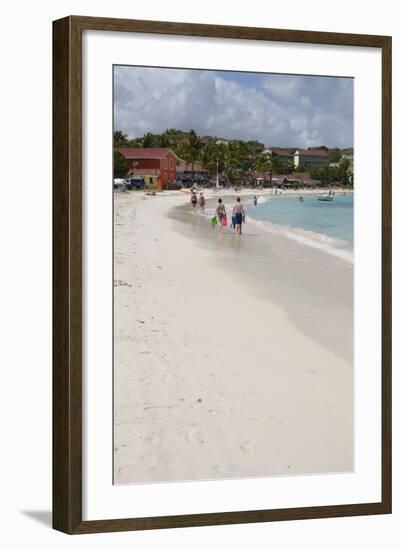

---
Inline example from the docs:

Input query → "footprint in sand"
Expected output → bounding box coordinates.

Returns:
[186,427,206,445]
[240,440,256,455]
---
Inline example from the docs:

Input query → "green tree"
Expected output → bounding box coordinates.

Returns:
[113,150,127,178]
[338,158,351,185]
[246,140,265,156]
[199,143,217,174]
[113,130,129,147]
[179,129,202,179]
[127,137,144,147]
[253,154,270,173]
[157,133,171,147]
[270,155,291,175]
[329,148,342,163]
[143,132,155,148]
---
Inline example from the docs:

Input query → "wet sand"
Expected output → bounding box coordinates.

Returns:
[169,196,353,363]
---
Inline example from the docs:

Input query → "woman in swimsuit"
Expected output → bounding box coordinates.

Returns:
[191,190,197,212]
[215,198,226,233]
[232,197,245,234]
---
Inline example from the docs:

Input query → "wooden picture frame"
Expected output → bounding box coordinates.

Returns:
[53,15,392,534]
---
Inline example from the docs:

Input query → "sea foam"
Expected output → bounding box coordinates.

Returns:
[247,217,354,264]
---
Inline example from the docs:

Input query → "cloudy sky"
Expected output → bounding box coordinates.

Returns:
[114,66,353,148]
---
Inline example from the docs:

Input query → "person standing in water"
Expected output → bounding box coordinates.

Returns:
[199,192,205,213]
[190,190,197,212]
[232,197,245,234]
[215,198,226,233]
[253,196,258,206]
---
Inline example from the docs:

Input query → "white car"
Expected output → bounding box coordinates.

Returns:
[113,178,128,191]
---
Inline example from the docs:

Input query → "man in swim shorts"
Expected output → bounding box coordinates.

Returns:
[232,197,245,234]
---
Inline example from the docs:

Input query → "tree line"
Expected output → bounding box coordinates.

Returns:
[113,129,352,185]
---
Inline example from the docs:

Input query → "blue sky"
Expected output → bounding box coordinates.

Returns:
[114,66,353,148]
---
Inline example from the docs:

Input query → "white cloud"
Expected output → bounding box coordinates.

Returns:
[261,75,302,102]
[114,67,353,148]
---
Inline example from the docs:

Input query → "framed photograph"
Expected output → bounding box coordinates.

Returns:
[53,16,392,534]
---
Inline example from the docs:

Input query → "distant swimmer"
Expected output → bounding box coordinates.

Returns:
[253,196,258,206]
[232,197,245,235]
[298,196,304,202]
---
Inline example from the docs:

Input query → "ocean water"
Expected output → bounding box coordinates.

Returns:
[245,193,354,263]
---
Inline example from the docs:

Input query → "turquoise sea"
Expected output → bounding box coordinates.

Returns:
[246,193,354,263]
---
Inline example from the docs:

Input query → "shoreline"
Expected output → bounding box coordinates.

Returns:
[205,192,353,264]
[169,194,353,363]
[114,191,353,484]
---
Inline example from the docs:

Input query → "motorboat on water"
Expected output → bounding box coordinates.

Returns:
[317,193,334,202]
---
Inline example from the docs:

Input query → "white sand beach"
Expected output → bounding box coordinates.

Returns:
[113,189,353,484]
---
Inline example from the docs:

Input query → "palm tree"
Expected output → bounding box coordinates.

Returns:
[338,158,351,185]
[113,130,129,147]
[142,132,155,148]
[157,133,171,147]
[199,144,216,175]
[252,155,271,186]
[113,150,128,178]
[127,137,143,147]
[177,130,202,181]
[187,129,202,180]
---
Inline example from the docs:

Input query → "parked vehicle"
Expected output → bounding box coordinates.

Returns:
[165,181,182,190]
[127,176,145,190]
[113,178,128,191]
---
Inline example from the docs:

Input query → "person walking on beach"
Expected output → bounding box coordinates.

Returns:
[232,197,245,234]
[215,198,227,233]
[190,190,197,212]
[199,192,205,213]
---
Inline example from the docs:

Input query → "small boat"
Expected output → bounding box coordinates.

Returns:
[318,194,334,202]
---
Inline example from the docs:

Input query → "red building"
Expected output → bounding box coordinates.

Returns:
[116,147,179,190]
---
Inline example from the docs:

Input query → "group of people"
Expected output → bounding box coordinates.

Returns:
[215,197,246,234]
[190,190,249,234]
[190,190,205,213]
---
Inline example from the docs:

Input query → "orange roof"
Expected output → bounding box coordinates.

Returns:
[116,147,179,159]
